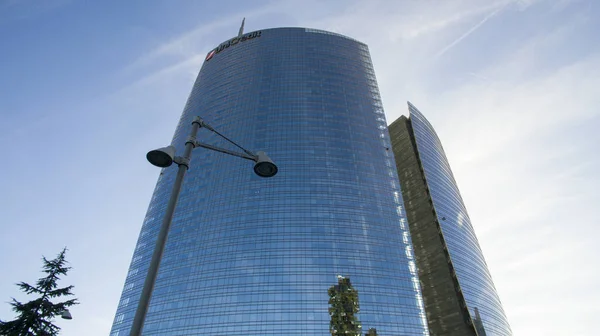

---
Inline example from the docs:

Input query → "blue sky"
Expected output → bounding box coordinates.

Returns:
[0,0,598,335]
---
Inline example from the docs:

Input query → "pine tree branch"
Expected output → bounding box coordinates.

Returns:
[47,285,75,298]
[16,282,43,296]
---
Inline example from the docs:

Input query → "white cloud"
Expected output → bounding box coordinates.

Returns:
[122,18,232,73]
[417,31,600,336]
[121,3,289,76]
[434,4,505,58]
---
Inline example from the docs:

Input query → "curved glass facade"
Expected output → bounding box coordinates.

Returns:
[408,103,512,335]
[110,28,428,335]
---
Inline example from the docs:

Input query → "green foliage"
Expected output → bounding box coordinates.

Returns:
[328,276,362,336]
[0,248,79,336]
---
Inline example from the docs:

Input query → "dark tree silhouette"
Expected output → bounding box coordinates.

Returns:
[0,248,79,336]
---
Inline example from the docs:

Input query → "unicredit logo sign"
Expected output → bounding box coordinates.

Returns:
[205,31,262,61]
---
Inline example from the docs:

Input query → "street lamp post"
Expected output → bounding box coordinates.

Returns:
[129,116,277,336]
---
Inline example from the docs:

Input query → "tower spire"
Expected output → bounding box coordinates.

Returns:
[238,17,245,37]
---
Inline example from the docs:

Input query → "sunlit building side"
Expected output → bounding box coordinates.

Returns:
[109,28,429,335]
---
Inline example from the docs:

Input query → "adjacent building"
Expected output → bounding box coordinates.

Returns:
[388,102,512,336]
[110,28,429,335]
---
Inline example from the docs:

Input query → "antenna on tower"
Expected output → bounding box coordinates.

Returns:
[238,17,245,37]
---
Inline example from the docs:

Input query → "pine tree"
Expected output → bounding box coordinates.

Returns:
[328,275,362,336]
[0,248,79,336]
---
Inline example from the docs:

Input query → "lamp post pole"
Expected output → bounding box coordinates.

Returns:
[129,118,201,336]
[129,116,277,336]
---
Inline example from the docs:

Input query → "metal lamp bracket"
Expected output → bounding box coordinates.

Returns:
[173,156,190,169]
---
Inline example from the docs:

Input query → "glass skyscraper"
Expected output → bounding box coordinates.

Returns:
[388,103,512,336]
[110,28,429,335]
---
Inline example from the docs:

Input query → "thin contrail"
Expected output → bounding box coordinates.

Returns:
[435,5,504,58]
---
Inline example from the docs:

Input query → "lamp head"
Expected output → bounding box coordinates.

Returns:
[253,151,277,178]
[60,309,72,320]
[147,145,176,168]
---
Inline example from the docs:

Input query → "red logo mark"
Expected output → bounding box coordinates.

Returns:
[205,49,216,61]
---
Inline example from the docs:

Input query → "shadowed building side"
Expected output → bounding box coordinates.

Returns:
[388,116,477,336]
[388,102,512,336]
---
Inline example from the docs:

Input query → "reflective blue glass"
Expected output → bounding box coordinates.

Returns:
[408,103,512,335]
[110,28,429,335]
